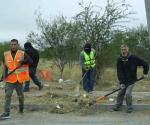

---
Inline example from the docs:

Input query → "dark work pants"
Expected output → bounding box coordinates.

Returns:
[24,67,41,90]
[4,82,24,113]
[82,68,95,93]
[116,84,134,108]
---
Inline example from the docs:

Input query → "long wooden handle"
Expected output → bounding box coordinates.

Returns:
[96,76,144,102]
[79,71,88,84]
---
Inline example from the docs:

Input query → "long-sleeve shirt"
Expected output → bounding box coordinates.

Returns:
[117,53,149,85]
[25,47,39,68]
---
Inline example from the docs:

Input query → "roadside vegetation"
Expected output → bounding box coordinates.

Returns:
[0,0,150,83]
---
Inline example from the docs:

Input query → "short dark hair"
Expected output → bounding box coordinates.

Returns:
[11,39,18,44]
[121,44,128,48]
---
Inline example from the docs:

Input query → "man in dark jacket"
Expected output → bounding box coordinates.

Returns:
[23,42,43,92]
[113,44,149,113]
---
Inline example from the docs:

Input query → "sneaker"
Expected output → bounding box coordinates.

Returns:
[112,106,121,111]
[126,108,133,113]
[39,84,43,90]
[0,113,11,119]
[88,91,93,94]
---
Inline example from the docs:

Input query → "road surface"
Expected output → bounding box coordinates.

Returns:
[0,111,149,125]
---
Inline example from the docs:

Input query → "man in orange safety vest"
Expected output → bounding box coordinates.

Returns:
[0,39,32,120]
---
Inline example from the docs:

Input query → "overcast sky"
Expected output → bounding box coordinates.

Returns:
[0,0,148,45]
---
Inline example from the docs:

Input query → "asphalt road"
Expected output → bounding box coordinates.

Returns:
[0,111,150,125]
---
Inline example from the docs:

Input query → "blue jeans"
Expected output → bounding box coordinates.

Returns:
[24,67,41,90]
[82,68,95,93]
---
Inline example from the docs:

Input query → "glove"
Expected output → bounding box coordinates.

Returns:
[143,74,148,79]
[120,84,126,89]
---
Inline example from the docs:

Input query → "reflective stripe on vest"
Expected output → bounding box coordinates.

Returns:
[83,49,96,68]
[9,67,29,74]
[4,50,30,83]
[4,51,9,67]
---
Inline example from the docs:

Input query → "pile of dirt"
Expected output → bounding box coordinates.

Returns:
[0,81,96,114]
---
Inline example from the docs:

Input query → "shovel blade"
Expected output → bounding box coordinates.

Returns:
[96,96,107,102]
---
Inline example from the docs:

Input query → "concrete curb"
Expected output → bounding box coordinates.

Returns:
[93,104,150,110]
[12,104,150,111]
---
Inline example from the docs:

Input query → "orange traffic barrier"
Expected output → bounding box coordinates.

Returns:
[38,69,52,81]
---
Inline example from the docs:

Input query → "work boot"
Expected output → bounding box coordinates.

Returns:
[126,107,133,113]
[19,108,24,114]
[0,113,11,119]
[23,88,30,92]
[112,105,121,111]
[39,84,43,90]
[88,91,93,94]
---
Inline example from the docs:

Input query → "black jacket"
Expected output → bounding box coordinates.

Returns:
[117,53,149,85]
[25,47,39,68]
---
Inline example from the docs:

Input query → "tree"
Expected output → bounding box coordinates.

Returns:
[27,16,82,78]
[27,0,133,81]
[103,25,150,66]
[123,25,150,62]
[0,42,10,62]
[74,0,133,81]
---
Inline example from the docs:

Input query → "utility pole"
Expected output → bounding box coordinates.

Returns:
[145,0,150,40]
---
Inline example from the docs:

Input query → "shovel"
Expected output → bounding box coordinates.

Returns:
[95,76,144,102]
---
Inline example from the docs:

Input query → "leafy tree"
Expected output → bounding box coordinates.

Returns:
[27,0,134,81]
[74,0,133,81]
[103,25,150,66]
[27,16,82,77]
[0,42,10,63]
[123,25,150,62]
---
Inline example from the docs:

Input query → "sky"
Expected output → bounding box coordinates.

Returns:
[0,0,148,45]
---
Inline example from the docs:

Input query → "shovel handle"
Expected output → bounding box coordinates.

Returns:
[96,76,144,102]
[137,76,144,81]
[0,67,20,82]
[79,71,88,84]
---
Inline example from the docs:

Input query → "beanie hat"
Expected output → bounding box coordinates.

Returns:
[84,43,91,53]
[24,42,32,49]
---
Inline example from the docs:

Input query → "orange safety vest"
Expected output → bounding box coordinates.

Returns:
[4,50,30,83]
